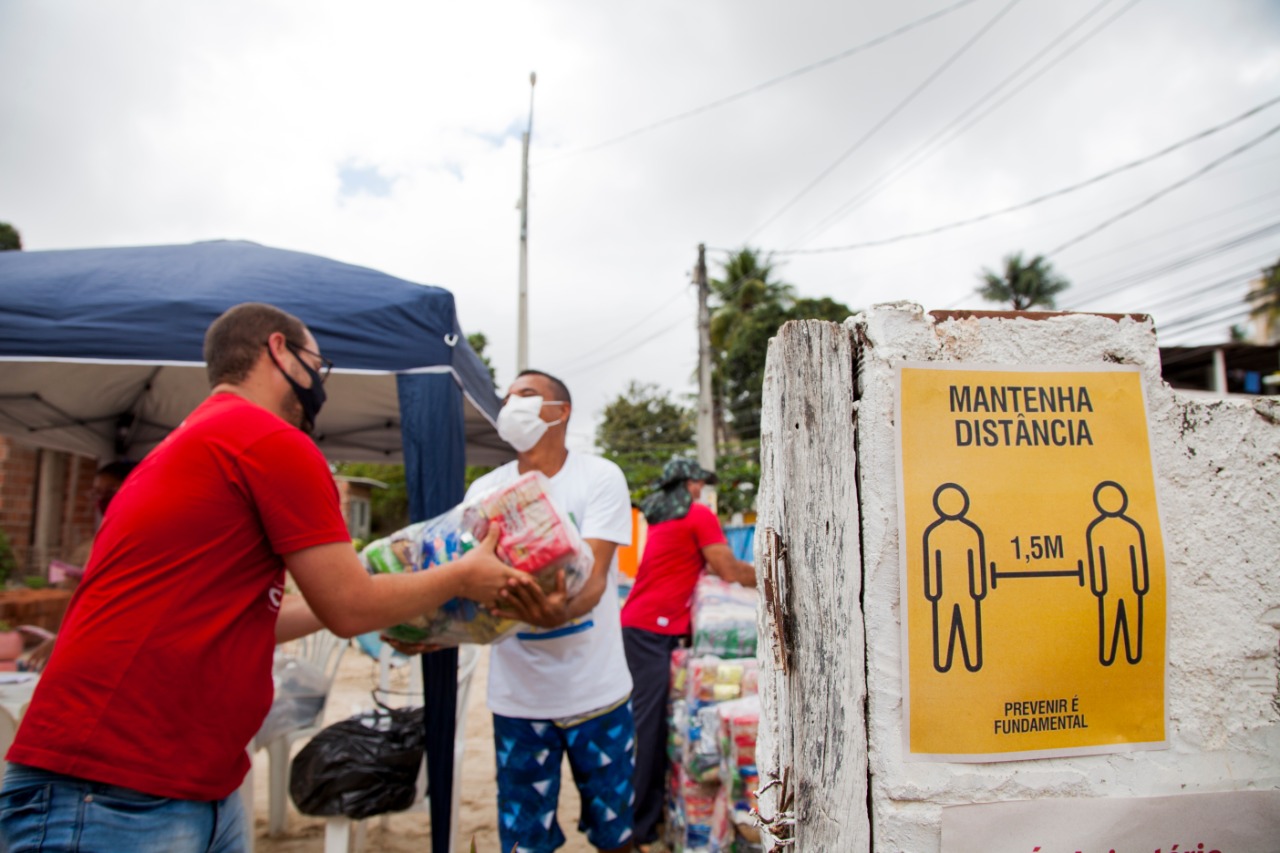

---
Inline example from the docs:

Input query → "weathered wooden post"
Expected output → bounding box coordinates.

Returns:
[755,319,869,850]
[756,305,1280,852]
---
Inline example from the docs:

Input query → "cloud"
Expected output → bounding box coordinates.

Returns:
[337,160,396,199]
[2,0,1278,451]
[470,117,529,149]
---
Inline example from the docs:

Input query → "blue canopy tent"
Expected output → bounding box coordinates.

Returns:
[0,239,511,851]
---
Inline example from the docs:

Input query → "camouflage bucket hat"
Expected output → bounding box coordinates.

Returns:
[641,458,717,524]
[657,458,717,488]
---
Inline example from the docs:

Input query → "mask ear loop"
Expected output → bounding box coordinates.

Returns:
[542,400,568,429]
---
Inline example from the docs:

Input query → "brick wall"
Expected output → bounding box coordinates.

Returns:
[62,455,99,566]
[0,438,101,574]
[0,437,40,571]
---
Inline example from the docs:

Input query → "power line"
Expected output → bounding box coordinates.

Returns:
[935,204,1280,312]
[553,244,815,382]
[554,101,1276,388]
[1061,219,1280,307]
[560,284,690,364]
[551,252,787,375]
[1082,254,1274,318]
[1158,304,1252,340]
[744,0,1027,243]
[1155,287,1255,329]
[952,242,1276,315]
[556,314,691,377]
[1047,119,1280,256]
[533,0,982,166]
[1140,277,1254,317]
[1064,188,1280,272]
[774,96,1280,256]
[867,173,1280,313]
[794,0,1138,246]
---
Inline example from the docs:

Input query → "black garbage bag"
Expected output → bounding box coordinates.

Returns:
[289,702,425,819]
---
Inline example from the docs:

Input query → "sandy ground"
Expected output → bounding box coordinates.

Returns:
[250,644,597,853]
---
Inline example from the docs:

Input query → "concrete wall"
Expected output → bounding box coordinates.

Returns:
[757,305,1280,851]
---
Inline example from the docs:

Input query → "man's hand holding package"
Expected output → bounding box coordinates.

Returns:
[491,537,616,628]
[491,566,571,628]
[453,524,538,608]
[379,526,539,654]
[288,522,528,639]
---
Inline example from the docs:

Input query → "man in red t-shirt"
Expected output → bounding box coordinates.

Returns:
[0,303,527,853]
[620,458,755,850]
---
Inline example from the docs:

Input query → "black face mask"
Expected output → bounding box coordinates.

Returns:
[270,350,327,434]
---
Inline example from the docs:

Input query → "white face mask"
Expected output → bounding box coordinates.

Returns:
[496,394,564,452]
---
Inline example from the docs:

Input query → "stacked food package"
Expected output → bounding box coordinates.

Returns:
[665,575,764,853]
[358,472,593,646]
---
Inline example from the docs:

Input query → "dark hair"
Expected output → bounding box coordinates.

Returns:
[96,460,137,483]
[204,303,307,386]
[516,369,571,405]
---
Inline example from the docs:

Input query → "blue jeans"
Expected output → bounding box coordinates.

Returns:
[0,764,248,853]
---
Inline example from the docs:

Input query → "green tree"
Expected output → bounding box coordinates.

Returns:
[467,332,497,385]
[709,248,793,442]
[710,249,852,441]
[0,223,21,251]
[333,462,409,536]
[976,252,1070,310]
[704,247,853,517]
[0,529,17,585]
[596,382,695,502]
[594,384,763,518]
[1247,258,1280,335]
[712,446,760,520]
[598,249,853,519]
[464,331,499,486]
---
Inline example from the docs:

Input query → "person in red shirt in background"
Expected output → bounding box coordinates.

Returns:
[0,302,527,853]
[620,458,755,851]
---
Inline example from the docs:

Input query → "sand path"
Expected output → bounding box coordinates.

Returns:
[249,645,598,853]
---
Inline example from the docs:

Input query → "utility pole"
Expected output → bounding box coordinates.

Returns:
[516,71,536,373]
[695,243,718,512]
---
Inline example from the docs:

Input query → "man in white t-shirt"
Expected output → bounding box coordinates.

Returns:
[473,369,635,853]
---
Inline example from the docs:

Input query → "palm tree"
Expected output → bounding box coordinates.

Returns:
[708,248,794,441]
[976,252,1070,310]
[709,248,794,333]
[1247,259,1280,340]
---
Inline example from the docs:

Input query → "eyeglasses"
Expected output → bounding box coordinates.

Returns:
[283,340,334,383]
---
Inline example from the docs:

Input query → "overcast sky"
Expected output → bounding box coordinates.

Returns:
[2,0,1278,450]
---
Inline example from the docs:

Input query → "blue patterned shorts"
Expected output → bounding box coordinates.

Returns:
[493,699,636,853]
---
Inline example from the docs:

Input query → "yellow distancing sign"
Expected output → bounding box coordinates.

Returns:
[896,362,1166,761]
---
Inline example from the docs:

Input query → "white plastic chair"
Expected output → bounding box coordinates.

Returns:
[255,629,349,837]
[323,644,481,853]
[0,705,20,785]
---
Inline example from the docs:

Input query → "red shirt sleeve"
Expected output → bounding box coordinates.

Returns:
[690,503,728,552]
